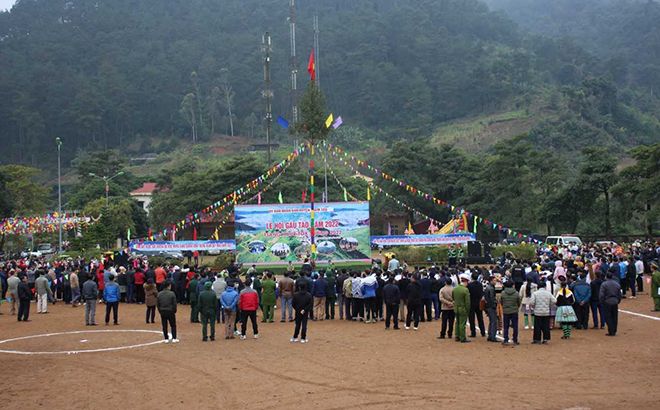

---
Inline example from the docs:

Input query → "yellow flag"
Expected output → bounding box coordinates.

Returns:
[214,230,219,240]
[367,186,371,200]
[325,114,334,128]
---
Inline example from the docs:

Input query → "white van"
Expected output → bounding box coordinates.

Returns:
[545,235,582,246]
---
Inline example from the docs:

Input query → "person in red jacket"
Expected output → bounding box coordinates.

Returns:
[96,267,105,302]
[155,264,167,291]
[134,269,146,304]
[238,278,259,340]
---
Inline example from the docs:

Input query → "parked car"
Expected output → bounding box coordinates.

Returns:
[132,249,184,260]
[36,243,56,255]
[545,235,583,246]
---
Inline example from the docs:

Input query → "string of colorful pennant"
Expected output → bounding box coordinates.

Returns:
[326,142,543,244]
[325,149,436,223]
[154,145,306,240]
[0,214,96,235]
[210,145,304,240]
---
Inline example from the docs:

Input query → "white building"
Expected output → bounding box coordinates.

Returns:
[130,183,160,215]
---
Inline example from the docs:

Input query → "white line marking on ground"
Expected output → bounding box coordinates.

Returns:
[0,330,166,355]
[619,309,660,322]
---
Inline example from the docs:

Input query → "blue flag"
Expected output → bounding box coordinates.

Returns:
[277,116,289,129]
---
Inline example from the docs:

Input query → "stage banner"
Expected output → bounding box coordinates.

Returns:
[235,202,371,264]
[129,240,236,252]
[371,233,475,247]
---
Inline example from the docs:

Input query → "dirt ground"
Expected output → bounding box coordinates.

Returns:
[1,289,658,410]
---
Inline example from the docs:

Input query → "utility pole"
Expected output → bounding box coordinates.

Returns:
[262,32,273,165]
[56,137,62,253]
[289,0,298,137]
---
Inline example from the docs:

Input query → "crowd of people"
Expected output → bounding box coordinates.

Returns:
[1,239,659,346]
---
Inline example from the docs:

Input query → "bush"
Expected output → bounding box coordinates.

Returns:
[213,252,235,269]
[489,243,538,261]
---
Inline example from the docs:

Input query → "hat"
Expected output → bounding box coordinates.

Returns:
[204,281,213,290]
[460,276,469,283]
[651,262,658,269]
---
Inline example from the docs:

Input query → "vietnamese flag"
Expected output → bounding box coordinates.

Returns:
[307,49,316,83]
[193,227,197,241]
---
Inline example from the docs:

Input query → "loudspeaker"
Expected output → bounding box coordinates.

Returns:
[483,243,492,257]
[467,241,482,257]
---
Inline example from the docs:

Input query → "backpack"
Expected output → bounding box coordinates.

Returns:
[343,278,353,297]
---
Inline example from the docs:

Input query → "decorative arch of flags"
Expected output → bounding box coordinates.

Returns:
[210,148,301,240]
[141,144,306,242]
[325,142,545,245]
[0,214,97,235]
[323,149,436,224]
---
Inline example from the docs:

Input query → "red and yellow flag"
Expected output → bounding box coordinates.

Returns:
[308,49,316,83]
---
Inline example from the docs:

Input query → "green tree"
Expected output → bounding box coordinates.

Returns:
[616,143,660,236]
[0,164,50,216]
[296,84,330,143]
[82,198,142,248]
[577,147,618,239]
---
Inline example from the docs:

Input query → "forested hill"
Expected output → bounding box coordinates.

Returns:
[1,0,659,174]
[484,0,660,73]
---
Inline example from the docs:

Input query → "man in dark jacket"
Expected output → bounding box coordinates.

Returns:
[500,281,521,345]
[324,270,336,320]
[291,281,313,343]
[189,274,200,323]
[572,273,591,329]
[157,280,178,343]
[625,257,637,299]
[198,281,218,341]
[484,276,498,342]
[590,271,605,329]
[467,272,486,338]
[511,262,526,292]
[383,276,401,329]
[599,272,622,336]
[419,272,432,322]
[125,268,135,304]
[430,274,441,320]
[17,274,32,322]
[405,274,422,330]
[82,275,99,326]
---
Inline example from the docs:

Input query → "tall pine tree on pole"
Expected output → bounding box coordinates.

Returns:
[295,81,331,260]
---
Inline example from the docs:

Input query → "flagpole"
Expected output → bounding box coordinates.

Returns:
[310,141,316,260]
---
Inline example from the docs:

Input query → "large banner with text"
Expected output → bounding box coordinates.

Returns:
[235,202,371,264]
[130,240,236,253]
[370,233,475,247]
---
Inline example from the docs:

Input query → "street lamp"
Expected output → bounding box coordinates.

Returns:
[56,137,62,253]
[89,171,124,206]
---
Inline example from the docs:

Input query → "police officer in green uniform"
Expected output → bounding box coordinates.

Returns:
[452,276,471,343]
[198,281,218,341]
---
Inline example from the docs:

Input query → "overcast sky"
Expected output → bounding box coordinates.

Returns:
[0,0,15,11]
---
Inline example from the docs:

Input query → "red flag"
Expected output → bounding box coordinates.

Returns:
[193,227,197,241]
[302,190,306,203]
[307,49,316,83]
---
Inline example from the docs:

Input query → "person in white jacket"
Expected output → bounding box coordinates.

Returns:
[529,282,557,345]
